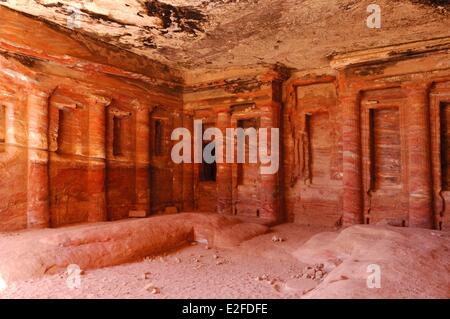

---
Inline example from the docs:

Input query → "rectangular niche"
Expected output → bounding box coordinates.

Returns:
[153,119,164,157]
[113,116,123,157]
[369,107,402,190]
[440,102,450,191]
[200,123,217,182]
[308,112,332,185]
[56,108,70,154]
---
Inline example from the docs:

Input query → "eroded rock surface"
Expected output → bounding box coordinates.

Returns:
[0,213,268,283]
[294,225,450,298]
[0,0,449,71]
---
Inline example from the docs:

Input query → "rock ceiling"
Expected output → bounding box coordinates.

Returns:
[0,0,449,72]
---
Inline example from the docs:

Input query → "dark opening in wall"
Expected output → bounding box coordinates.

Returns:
[440,102,450,190]
[304,113,312,183]
[154,119,164,156]
[200,139,216,182]
[56,109,65,154]
[113,116,123,156]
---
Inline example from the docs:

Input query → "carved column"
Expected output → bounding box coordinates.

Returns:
[182,112,195,211]
[216,110,233,215]
[259,102,280,222]
[404,82,434,229]
[342,91,364,226]
[87,96,111,222]
[134,104,151,214]
[27,90,51,229]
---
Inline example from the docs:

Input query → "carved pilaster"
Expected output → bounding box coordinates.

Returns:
[216,110,233,215]
[87,95,111,223]
[404,82,434,229]
[27,89,52,229]
[341,90,364,226]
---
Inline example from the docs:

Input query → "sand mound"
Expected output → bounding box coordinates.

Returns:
[292,225,450,298]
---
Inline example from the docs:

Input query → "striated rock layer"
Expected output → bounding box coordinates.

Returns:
[1,6,450,235]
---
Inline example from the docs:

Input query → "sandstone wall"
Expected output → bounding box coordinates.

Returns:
[283,38,450,230]
[0,8,184,231]
[183,66,287,224]
[283,72,343,227]
[1,7,450,232]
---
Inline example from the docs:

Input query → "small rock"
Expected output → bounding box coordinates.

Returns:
[272,284,281,292]
[142,272,151,280]
[151,287,160,295]
[306,268,315,277]
[314,263,324,270]
[271,235,285,242]
[213,255,219,259]
[144,283,155,291]
[144,283,161,295]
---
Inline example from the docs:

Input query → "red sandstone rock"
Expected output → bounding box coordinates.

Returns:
[294,225,450,298]
[0,213,268,284]
[0,1,449,300]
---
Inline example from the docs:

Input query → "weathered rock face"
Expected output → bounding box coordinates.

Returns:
[293,225,450,298]
[283,38,450,230]
[0,213,269,283]
[1,6,450,233]
[182,66,288,223]
[0,7,185,231]
[0,0,449,71]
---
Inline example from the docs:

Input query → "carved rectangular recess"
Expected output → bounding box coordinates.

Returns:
[369,107,402,190]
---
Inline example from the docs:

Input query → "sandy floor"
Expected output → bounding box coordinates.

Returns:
[1,222,449,299]
[0,224,326,299]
